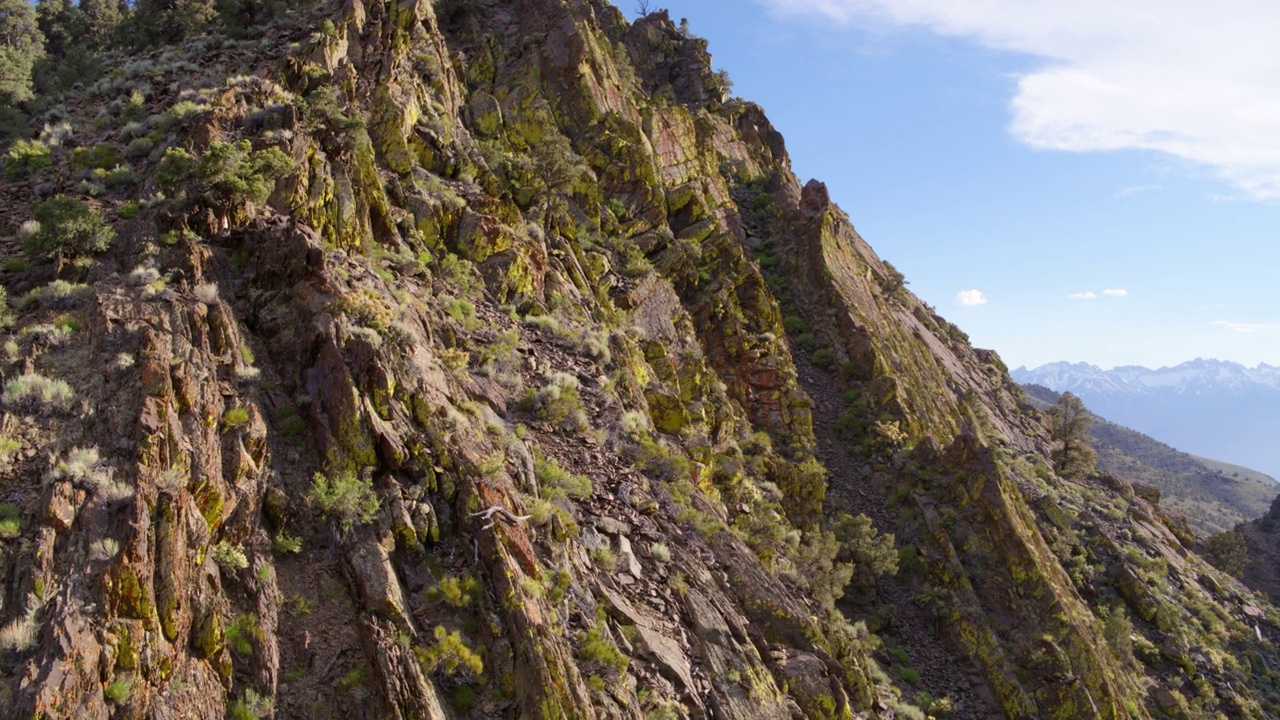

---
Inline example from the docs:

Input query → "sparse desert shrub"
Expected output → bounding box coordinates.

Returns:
[525,372,587,430]
[125,137,155,158]
[223,407,250,427]
[212,540,249,571]
[648,542,670,563]
[273,531,302,555]
[309,468,379,533]
[158,100,207,130]
[535,450,592,502]
[440,294,477,329]
[579,328,611,365]
[104,677,132,704]
[577,626,628,674]
[18,278,91,308]
[474,329,520,377]
[415,625,483,677]
[89,538,120,561]
[52,446,101,481]
[3,372,76,411]
[23,196,115,265]
[3,140,51,180]
[0,594,43,651]
[52,447,132,502]
[193,282,219,304]
[225,613,261,656]
[429,574,478,607]
[0,503,22,538]
[332,289,392,333]
[71,143,120,171]
[227,688,273,720]
[0,436,20,464]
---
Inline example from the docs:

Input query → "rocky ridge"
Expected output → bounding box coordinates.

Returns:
[0,1,1278,719]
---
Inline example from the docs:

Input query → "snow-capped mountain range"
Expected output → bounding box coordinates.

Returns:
[1013,359,1280,482]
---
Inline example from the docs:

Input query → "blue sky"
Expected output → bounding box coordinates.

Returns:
[641,1,1280,370]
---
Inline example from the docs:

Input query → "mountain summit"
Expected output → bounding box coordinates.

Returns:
[2,1,1280,718]
[1014,360,1280,479]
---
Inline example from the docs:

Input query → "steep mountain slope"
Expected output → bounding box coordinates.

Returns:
[1022,384,1278,535]
[1015,360,1280,479]
[1,2,1279,719]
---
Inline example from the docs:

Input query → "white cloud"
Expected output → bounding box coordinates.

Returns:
[758,0,1280,197]
[956,289,987,306]
[1101,288,1129,297]
[1068,291,1098,300]
[1213,320,1272,333]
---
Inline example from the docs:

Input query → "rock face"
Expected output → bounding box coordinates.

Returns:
[1,1,1279,719]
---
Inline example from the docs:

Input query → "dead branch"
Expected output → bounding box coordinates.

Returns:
[470,506,533,530]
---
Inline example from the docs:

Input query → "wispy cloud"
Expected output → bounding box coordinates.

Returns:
[1068,292,1098,300]
[1213,320,1273,333]
[758,0,1280,197]
[956,289,987,306]
[1101,288,1129,297]
[1117,184,1163,197]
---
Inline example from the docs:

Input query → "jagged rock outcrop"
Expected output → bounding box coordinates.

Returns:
[2,1,1280,719]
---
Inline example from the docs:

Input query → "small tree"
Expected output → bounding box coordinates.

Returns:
[157,140,290,227]
[24,195,115,267]
[834,512,899,589]
[0,0,46,102]
[1202,530,1248,578]
[634,0,652,17]
[308,468,379,534]
[1048,391,1095,480]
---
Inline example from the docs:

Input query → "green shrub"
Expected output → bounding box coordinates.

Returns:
[71,143,121,171]
[782,316,807,335]
[104,678,132,704]
[3,140,51,180]
[157,140,290,222]
[212,540,249,571]
[535,450,592,502]
[3,372,75,411]
[308,468,379,533]
[227,689,273,720]
[222,407,250,427]
[23,196,115,264]
[273,531,302,555]
[159,101,207,129]
[337,667,365,692]
[0,503,22,539]
[648,542,670,563]
[524,372,587,430]
[1202,530,1248,578]
[577,626,627,674]
[429,574,477,607]
[448,685,478,712]
[118,201,141,219]
[225,613,260,656]
[332,289,392,333]
[124,137,155,158]
[415,625,483,677]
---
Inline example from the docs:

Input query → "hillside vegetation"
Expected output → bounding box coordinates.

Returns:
[1,1,1279,719]
[1023,383,1277,536]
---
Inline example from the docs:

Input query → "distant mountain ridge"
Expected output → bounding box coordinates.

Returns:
[1021,384,1278,535]
[1014,359,1280,480]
